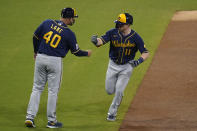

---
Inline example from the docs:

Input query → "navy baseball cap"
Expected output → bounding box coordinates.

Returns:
[61,7,78,18]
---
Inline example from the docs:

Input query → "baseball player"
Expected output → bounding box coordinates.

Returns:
[91,13,149,121]
[25,7,92,128]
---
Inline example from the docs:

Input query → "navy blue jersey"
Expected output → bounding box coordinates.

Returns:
[101,28,148,64]
[33,19,87,57]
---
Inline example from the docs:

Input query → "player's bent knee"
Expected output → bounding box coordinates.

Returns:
[105,83,116,95]
[106,88,115,95]
[107,91,113,95]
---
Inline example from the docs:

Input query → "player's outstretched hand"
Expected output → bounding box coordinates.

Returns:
[87,50,92,57]
[91,35,98,46]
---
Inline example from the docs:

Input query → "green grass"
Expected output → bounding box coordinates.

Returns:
[0,0,197,130]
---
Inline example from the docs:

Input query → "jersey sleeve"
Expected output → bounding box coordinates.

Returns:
[67,31,88,56]
[33,20,47,53]
[100,30,112,44]
[134,33,148,54]
[67,31,80,53]
[33,21,46,40]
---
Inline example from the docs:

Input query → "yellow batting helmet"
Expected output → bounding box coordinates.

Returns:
[114,13,133,25]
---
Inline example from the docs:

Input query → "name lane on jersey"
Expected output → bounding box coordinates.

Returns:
[50,24,63,34]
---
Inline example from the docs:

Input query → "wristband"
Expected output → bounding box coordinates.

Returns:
[138,57,144,64]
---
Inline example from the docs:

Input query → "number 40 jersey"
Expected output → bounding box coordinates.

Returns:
[33,19,82,58]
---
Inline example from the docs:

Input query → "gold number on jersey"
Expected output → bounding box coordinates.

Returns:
[125,48,131,56]
[43,31,53,43]
[43,31,61,48]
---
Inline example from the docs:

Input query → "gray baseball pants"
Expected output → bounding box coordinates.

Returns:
[26,53,62,122]
[106,59,133,116]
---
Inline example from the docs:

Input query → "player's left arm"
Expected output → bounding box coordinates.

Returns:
[130,51,149,68]
[141,51,149,61]
[129,33,149,67]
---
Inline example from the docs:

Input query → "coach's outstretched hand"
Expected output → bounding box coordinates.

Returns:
[87,50,92,57]
[91,35,98,46]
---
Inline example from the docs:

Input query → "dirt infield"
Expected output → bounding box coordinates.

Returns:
[120,11,197,131]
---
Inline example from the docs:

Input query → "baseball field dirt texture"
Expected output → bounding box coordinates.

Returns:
[120,11,197,131]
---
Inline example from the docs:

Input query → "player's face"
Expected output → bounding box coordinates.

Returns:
[118,24,130,32]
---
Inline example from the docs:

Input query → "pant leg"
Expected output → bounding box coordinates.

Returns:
[47,57,62,122]
[105,60,119,95]
[26,56,47,119]
[108,63,133,116]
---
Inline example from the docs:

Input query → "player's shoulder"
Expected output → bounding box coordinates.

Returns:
[105,28,118,35]
[132,30,142,38]
[108,28,118,33]
[35,19,52,29]
[131,30,145,43]
[67,29,76,37]
[131,29,140,36]
[62,26,75,35]
[41,19,53,24]
[61,26,76,38]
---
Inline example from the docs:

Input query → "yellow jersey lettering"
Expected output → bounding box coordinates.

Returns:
[112,40,136,47]
[51,24,63,34]
[59,29,63,34]
[51,24,54,29]
[56,27,60,32]
[54,26,57,30]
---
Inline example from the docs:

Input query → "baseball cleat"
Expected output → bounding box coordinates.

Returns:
[25,119,36,128]
[107,114,116,121]
[46,121,63,128]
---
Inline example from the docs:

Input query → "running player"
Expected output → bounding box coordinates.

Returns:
[91,13,149,121]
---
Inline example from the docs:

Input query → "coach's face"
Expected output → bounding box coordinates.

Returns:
[68,18,75,26]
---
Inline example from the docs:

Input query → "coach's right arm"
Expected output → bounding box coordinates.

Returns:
[69,31,92,57]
